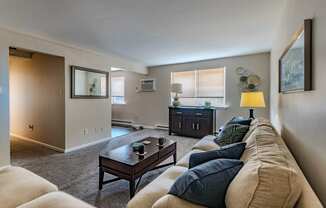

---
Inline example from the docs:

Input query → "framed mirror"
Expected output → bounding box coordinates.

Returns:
[71,65,109,98]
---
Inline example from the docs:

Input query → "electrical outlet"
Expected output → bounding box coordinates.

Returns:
[28,124,34,131]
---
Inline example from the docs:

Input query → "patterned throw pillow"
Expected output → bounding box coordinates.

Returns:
[214,124,249,146]
[226,116,252,126]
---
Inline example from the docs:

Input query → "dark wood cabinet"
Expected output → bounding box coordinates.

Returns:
[169,107,216,138]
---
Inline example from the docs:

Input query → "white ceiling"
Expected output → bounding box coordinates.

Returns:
[0,0,284,66]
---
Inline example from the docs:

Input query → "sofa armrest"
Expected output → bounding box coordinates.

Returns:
[152,194,206,208]
[0,166,58,208]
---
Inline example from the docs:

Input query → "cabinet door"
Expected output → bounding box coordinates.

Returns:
[171,115,183,135]
[182,117,197,137]
[195,118,211,138]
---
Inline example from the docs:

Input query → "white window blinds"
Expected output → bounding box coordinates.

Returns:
[171,70,196,97]
[197,68,225,98]
[171,68,225,106]
[111,76,125,97]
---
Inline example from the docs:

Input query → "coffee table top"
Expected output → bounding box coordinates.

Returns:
[99,137,176,166]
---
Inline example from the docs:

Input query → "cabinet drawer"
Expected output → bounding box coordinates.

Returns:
[189,110,210,118]
[171,109,184,116]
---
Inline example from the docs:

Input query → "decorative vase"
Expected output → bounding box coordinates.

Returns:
[204,101,211,108]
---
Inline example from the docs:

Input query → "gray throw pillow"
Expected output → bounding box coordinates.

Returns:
[214,124,249,146]
[189,142,246,168]
[169,159,243,208]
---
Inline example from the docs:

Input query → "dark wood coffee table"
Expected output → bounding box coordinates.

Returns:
[99,137,177,198]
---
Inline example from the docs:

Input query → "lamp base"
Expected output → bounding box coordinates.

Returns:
[172,96,181,107]
[249,109,254,119]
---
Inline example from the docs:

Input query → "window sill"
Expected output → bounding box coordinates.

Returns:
[170,104,229,109]
[112,103,126,105]
[214,104,229,109]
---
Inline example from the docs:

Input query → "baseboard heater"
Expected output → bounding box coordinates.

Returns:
[112,119,133,128]
[155,124,169,130]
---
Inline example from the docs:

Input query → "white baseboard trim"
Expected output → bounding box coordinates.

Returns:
[11,133,65,153]
[64,136,111,153]
[11,133,112,154]
[0,165,11,171]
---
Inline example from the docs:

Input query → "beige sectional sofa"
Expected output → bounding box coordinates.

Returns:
[127,118,323,208]
[0,166,95,208]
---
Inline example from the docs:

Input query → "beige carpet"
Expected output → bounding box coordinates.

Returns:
[11,129,198,208]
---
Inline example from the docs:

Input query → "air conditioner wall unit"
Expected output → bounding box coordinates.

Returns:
[140,79,156,92]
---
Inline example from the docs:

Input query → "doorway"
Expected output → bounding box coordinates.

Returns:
[9,47,65,164]
[110,67,135,138]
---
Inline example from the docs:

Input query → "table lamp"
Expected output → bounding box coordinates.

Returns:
[240,91,265,119]
[171,83,183,107]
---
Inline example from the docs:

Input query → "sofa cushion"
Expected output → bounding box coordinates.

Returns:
[176,149,205,168]
[0,166,58,208]
[225,123,301,208]
[242,117,273,142]
[152,194,206,208]
[17,191,95,208]
[189,142,246,168]
[127,166,188,208]
[215,124,249,146]
[169,159,243,208]
[192,135,219,151]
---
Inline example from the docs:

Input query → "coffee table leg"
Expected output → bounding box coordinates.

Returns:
[173,152,177,165]
[129,180,136,198]
[99,167,104,190]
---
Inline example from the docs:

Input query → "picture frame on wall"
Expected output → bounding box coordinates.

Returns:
[279,19,313,93]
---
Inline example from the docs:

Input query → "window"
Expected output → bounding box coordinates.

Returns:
[111,76,125,104]
[171,68,225,106]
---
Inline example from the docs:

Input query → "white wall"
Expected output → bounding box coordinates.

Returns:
[112,53,270,128]
[0,28,147,166]
[270,0,326,204]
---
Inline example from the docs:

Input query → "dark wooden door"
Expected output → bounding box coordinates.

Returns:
[171,115,183,135]
[182,116,197,137]
[194,117,210,138]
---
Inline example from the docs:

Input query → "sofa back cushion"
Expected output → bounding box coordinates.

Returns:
[225,119,301,208]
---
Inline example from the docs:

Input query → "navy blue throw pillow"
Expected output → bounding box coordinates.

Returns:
[189,142,246,168]
[226,116,252,126]
[169,159,243,208]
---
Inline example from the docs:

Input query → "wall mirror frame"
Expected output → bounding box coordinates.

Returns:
[71,65,109,99]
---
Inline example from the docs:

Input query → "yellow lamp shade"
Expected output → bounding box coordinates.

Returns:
[240,91,266,108]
